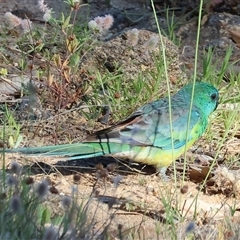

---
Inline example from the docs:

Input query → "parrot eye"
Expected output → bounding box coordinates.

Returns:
[210,93,217,101]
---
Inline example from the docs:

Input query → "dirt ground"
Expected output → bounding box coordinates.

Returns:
[5,151,240,239]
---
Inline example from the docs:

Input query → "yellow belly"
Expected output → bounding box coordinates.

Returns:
[112,138,197,169]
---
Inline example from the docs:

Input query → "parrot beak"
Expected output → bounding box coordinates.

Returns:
[214,100,219,111]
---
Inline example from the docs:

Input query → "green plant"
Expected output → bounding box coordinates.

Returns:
[0,161,110,239]
[161,8,180,45]
[0,106,22,148]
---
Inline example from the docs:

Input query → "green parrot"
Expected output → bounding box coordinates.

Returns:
[3,81,219,177]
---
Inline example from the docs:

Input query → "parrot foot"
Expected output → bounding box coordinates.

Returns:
[157,167,169,181]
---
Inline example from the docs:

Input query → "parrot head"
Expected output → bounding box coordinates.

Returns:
[179,81,219,116]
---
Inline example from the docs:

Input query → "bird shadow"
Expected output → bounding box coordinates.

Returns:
[18,156,157,177]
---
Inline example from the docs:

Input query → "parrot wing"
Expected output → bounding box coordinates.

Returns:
[87,101,204,150]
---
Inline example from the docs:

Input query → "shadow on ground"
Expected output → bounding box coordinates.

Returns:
[13,156,157,176]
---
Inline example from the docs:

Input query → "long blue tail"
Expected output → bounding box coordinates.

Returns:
[3,142,124,160]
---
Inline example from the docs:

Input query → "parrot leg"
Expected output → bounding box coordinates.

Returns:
[157,167,169,181]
